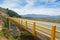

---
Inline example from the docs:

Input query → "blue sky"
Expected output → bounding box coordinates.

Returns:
[0,0,4,4]
[0,0,60,16]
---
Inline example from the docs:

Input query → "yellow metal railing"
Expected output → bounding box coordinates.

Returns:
[8,17,60,40]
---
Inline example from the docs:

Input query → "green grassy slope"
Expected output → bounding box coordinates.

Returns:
[0,7,21,17]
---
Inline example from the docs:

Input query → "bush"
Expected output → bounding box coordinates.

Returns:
[2,29,9,38]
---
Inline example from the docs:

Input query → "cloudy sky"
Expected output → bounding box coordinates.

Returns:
[0,0,60,16]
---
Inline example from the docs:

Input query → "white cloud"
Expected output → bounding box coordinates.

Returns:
[0,0,20,8]
[11,8,60,16]
[0,0,60,16]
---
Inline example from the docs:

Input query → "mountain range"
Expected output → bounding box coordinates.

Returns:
[22,14,60,20]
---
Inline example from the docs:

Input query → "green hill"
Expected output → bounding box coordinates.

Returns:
[0,7,21,17]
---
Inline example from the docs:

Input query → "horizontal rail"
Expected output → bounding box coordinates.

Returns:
[8,17,60,40]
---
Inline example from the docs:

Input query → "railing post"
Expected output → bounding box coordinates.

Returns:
[25,21,28,30]
[21,20,22,25]
[51,25,56,40]
[32,22,36,36]
[20,19,21,24]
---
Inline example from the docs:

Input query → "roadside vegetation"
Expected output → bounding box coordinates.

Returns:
[0,19,16,40]
[0,7,21,40]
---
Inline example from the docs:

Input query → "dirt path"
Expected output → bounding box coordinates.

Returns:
[0,26,2,31]
[0,36,7,40]
[0,20,3,31]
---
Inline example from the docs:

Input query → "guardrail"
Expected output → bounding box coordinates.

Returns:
[8,17,60,40]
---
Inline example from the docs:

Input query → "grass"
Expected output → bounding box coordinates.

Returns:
[20,31,35,40]
[0,31,4,36]
[0,26,34,40]
[8,36,17,40]
[0,28,18,40]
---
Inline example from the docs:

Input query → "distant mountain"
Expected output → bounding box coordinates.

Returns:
[22,14,60,20]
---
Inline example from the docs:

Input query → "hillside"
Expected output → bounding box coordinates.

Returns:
[0,7,21,17]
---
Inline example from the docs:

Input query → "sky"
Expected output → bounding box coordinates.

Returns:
[0,0,60,16]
